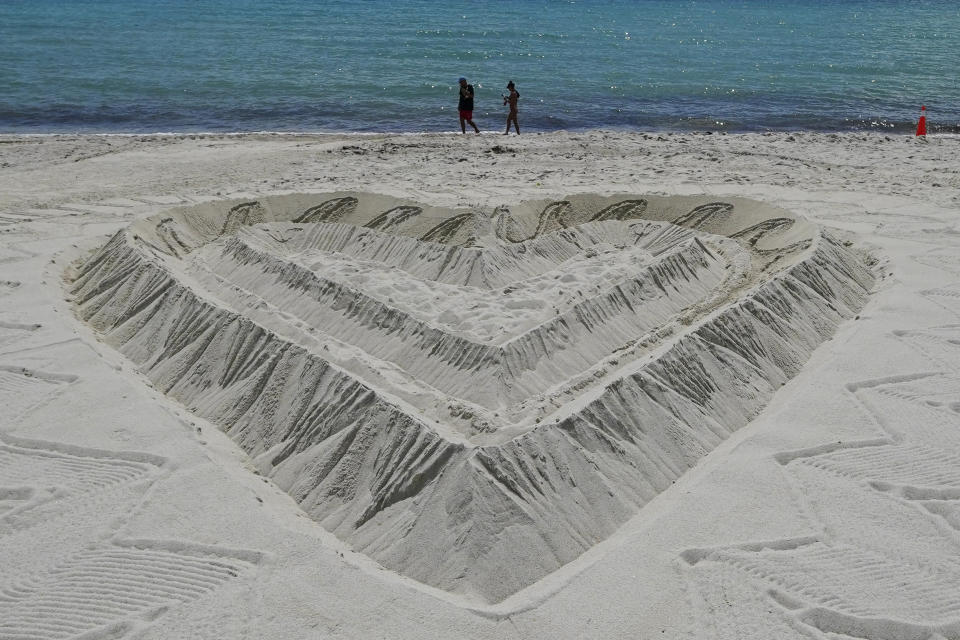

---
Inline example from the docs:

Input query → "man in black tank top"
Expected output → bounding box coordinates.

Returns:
[503,80,519,135]
[457,77,480,134]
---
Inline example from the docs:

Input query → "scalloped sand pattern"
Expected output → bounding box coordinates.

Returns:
[67,192,874,603]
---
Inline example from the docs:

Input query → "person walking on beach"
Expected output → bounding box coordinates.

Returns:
[458,77,480,134]
[503,80,520,135]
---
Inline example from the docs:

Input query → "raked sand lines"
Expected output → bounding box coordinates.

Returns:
[0,322,41,350]
[689,539,960,634]
[920,284,960,319]
[895,326,960,374]
[682,351,960,639]
[0,366,76,423]
[0,436,263,639]
[682,244,960,634]
[0,434,165,547]
[0,541,260,640]
[0,436,161,511]
[0,435,164,586]
[913,246,960,275]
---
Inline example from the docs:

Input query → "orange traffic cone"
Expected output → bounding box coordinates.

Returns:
[916,105,927,137]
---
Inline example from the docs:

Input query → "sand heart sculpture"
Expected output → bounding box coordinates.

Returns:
[68,192,874,604]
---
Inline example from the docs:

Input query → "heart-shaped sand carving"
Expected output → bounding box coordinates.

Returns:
[69,192,873,604]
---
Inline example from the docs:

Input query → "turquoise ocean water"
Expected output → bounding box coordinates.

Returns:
[1,0,958,133]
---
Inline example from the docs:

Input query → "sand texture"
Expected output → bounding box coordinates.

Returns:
[1,130,959,637]
[67,192,872,602]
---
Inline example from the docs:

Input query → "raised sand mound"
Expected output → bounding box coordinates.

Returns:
[67,192,874,603]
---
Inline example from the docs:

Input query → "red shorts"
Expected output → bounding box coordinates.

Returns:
[459,110,473,120]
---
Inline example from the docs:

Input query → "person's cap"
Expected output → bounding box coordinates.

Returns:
[458,77,466,82]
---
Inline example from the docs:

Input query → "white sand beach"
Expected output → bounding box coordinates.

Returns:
[2,130,959,639]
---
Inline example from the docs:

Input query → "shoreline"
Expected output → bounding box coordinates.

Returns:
[3,125,958,138]
[3,129,956,212]
[2,128,957,142]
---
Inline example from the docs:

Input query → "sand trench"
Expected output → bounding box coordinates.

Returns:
[66,191,874,604]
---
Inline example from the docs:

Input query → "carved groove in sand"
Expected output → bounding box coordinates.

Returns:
[67,191,874,604]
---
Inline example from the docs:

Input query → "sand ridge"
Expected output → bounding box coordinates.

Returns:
[67,190,873,603]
